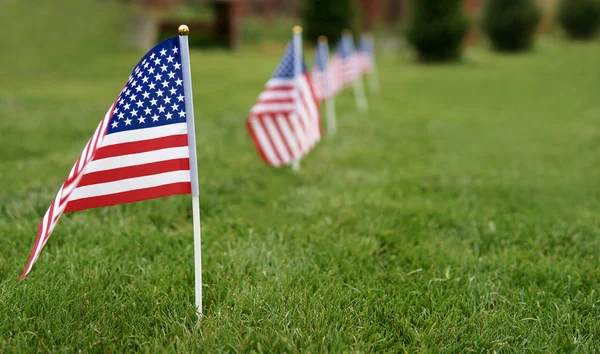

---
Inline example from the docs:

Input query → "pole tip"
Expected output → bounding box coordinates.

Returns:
[293,25,302,34]
[318,35,328,43]
[178,24,190,36]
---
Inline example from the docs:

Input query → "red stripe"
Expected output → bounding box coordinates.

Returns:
[283,114,304,156]
[94,134,188,160]
[64,182,191,213]
[78,158,190,187]
[256,98,294,105]
[273,117,296,161]
[247,117,273,166]
[264,85,294,91]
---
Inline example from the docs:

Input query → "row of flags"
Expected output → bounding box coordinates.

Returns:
[20,26,379,316]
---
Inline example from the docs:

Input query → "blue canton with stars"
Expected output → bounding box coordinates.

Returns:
[272,42,308,79]
[107,37,186,135]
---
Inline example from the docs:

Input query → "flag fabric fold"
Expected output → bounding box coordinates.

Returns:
[21,37,192,279]
[247,41,321,167]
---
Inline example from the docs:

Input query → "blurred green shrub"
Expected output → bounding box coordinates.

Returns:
[301,0,359,44]
[482,0,541,52]
[404,0,470,62]
[558,0,600,40]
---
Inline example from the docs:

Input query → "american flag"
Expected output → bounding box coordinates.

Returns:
[21,37,193,279]
[357,37,374,75]
[311,41,333,102]
[247,42,321,167]
[330,35,360,93]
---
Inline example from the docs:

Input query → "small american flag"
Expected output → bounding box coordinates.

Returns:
[247,42,321,167]
[21,37,193,279]
[311,41,333,102]
[357,37,374,75]
[330,35,360,93]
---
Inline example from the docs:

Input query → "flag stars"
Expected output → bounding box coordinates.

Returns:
[142,91,150,99]
[144,107,152,115]
[154,73,162,81]
[167,72,175,79]
[169,87,177,95]
[138,116,146,124]
[160,64,168,72]
[160,48,167,56]
[152,114,159,122]
[173,62,181,70]
[148,82,156,90]
[142,76,149,84]
[154,58,161,66]
[111,121,119,129]
[161,80,169,88]
[163,96,172,104]
[177,94,184,102]
[173,46,178,54]
[148,67,155,75]
[135,85,143,93]
[150,53,156,60]
[123,103,131,111]
[117,112,125,119]
[175,78,183,86]
[178,111,186,118]
[156,89,164,97]
[166,55,174,63]
[150,98,158,106]
[158,105,166,113]
[130,109,138,117]
[124,118,132,126]
[165,112,173,120]
[129,94,137,101]
[170,103,179,111]
[136,100,144,108]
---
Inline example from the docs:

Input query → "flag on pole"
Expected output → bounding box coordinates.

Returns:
[21,36,199,280]
[312,36,337,136]
[330,34,360,92]
[311,39,333,102]
[247,35,321,167]
[357,36,375,75]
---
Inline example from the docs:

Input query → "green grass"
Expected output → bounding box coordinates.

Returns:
[1,1,600,352]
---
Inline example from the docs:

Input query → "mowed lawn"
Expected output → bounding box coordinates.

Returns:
[1,4,600,352]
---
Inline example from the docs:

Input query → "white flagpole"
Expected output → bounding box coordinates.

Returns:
[178,25,203,316]
[367,34,380,95]
[292,26,302,172]
[319,36,337,136]
[344,31,368,112]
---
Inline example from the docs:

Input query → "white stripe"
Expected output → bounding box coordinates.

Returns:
[264,116,291,164]
[249,117,281,166]
[265,78,295,88]
[85,146,190,173]
[276,115,301,160]
[68,170,191,201]
[258,90,294,101]
[101,123,188,147]
[251,103,295,114]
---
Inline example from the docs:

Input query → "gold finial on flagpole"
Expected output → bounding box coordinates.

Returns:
[293,25,302,34]
[318,35,328,43]
[178,24,190,36]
